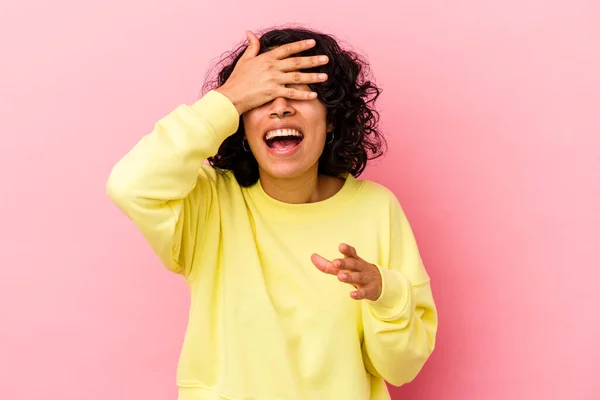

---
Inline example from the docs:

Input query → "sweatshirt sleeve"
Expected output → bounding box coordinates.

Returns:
[360,198,438,387]
[106,90,239,279]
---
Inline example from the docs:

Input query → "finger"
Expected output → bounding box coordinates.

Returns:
[339,243,358,258]
[332,257,361,271]
[337,270,369,286]
[271,39,316,60]
[311,253,337,275]
[241,30,260,59]
[275,87,319,101]
[279,71,328,86]
[278,55,329,72]
[350,287,369,300]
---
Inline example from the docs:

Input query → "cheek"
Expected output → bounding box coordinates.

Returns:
[242,112,263,140]
[241,113,255,129]
[309,106,328,130]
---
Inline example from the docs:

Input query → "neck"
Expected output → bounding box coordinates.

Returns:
[258,167,343,204]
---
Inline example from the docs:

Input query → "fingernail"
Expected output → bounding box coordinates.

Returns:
[318,73,327,80]
[318,56,328,62]
[306,39,316,46]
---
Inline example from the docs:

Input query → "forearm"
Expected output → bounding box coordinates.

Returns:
[106,90,239,273]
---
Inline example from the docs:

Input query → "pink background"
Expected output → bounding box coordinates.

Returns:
[1,0,599,399]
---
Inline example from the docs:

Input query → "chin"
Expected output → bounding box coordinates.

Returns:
[259,163,314,180]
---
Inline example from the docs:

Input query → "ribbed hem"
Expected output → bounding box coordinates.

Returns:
[178,385,239,400]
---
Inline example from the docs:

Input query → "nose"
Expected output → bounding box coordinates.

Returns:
[269,97,295,119]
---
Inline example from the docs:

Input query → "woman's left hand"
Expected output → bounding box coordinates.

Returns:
[311,244,382,301]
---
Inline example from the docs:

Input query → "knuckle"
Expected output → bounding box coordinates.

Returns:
[292,72,301,82]
[269,70,280,82]
[360,274,371,285]
[284,44,293,53]
[287,88,295,98]
[293,57,301,66]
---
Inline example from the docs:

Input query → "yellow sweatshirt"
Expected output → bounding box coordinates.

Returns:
[106,90,438,400]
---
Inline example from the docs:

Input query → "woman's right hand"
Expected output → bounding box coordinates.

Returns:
[216,30,330,115]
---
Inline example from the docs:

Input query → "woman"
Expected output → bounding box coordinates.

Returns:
[107,26,437,400]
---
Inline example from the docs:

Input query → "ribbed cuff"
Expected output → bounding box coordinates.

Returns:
[187,90,240,142]
[366,265,412,321]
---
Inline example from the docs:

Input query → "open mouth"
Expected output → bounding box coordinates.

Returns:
[263,129,304,151]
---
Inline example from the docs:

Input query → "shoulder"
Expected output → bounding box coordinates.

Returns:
[198,163,232,180]
[350,177,411,224]
[353,177,402,207]
[197,163,241,192]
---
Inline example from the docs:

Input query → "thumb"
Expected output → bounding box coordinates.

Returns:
[241,30,260,59]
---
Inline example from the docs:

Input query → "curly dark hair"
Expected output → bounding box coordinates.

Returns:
[201,26,386,187]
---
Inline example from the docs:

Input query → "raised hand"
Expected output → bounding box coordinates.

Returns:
[311,244,382,301]
[216,30,330,115]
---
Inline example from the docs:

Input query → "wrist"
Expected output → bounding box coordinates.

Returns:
[366,266,411,321]
[370,264,383,301]
[215,86,244,115]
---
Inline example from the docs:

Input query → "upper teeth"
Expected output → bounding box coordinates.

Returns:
[265,129,302,141]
